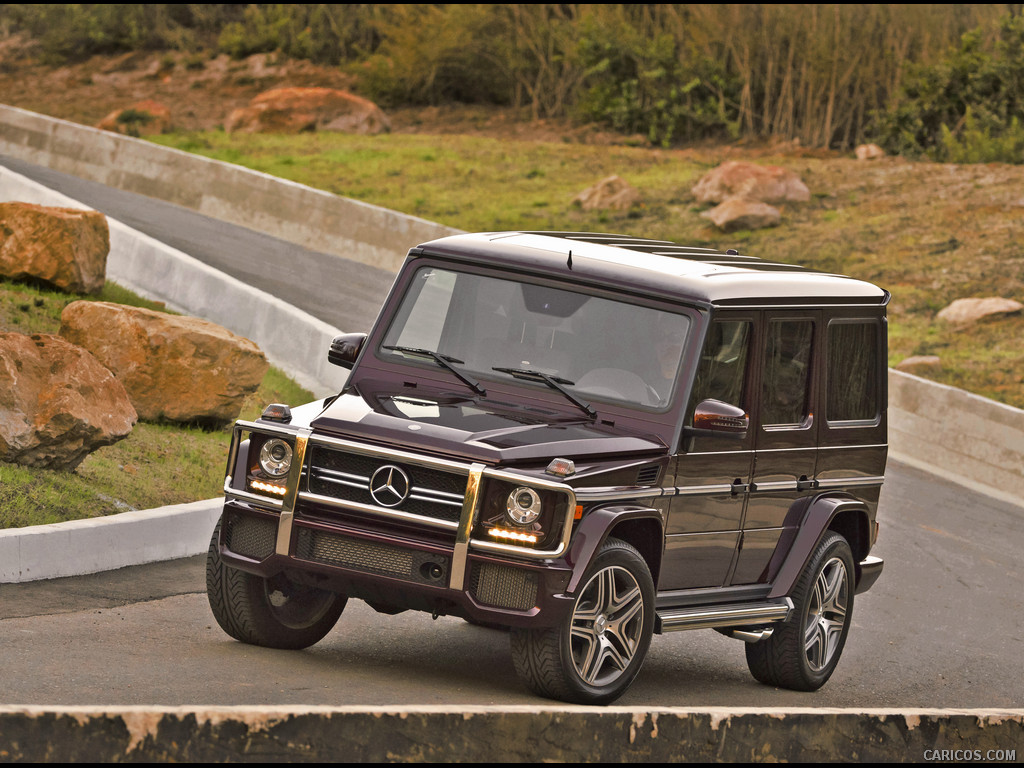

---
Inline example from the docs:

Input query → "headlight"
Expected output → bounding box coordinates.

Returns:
[258,438,293,478]
[506,486,542,526]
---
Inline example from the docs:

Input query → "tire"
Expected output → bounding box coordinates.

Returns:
[745,531,854,691]
[206,519,346,650]
[510,538,654,705]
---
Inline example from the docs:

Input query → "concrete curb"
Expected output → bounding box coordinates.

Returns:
[1,706,1021,762]
[0,500,221,583]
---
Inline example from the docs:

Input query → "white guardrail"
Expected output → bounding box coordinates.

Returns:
[0,105,1021,582]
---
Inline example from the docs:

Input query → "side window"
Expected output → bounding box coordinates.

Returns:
[827,320,880,422]
[762,320,813,426]
[382,268,458,352]
[690,320,751,413]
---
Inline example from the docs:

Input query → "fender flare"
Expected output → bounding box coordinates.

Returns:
[767,494,869,599]
[565,504,664,594]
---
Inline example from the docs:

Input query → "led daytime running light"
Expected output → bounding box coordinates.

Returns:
[488,527,538,545]
[250,479,287,496]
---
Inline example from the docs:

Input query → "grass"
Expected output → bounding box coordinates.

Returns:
[151,130,1024,410]
[0,278,313,529]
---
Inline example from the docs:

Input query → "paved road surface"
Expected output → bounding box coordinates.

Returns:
[1,155,1020,709]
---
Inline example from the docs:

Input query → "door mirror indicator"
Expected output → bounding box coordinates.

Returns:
[684,399,749,440]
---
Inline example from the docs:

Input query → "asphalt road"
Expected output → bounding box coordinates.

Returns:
[1,156,1021,709]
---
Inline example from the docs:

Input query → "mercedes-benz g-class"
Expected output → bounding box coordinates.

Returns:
[207,231,887,705]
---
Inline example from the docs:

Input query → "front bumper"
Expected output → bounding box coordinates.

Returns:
[217,499,576,628]
[220,423,582,627]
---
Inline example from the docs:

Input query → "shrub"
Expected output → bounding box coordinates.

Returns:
[872,12,1024,163]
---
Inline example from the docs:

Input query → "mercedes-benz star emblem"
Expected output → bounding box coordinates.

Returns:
[369,465,410,507]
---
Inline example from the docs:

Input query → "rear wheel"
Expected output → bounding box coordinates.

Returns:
[511,538,654,705]
[745,531,854,691]
[206,520,346,650]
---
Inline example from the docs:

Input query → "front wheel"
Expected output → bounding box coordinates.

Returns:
[745,531,854,691]
[511,538,654,705]
[206,520,346,650]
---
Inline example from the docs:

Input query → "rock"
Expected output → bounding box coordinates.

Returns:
[936,297,1023,325]
[692,161,810,205]
[855,143,885,161]
[572,175,642,211]
[895,355,942,375]
[60,302,269,426]
[225,87,391,135]
[0,202,109,295]
[96,99,172,135]
[0,332,136,470]
[700,197,781,232]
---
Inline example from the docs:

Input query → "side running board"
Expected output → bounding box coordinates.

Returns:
[655,598,794,634]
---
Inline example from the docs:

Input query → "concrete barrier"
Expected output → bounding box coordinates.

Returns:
[0,105,460,275]
[888,369,1024,509]
[0,706,1020,762]
[0,500,221,583]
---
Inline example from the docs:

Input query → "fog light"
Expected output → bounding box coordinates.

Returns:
[250,479,287,496]
[488,527,538,545]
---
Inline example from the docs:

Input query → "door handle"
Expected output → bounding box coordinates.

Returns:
[797,476,819,491]
[731,479,750,495]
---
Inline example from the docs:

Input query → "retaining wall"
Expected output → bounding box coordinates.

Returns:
[0,105,459,275]
[1,706,1021,762]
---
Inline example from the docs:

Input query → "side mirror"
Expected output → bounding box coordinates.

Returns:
[328,333,367,369]
[682,398,749,440]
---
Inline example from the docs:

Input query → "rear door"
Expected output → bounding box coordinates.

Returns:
[664,315,755,590]
[730,310,821,585]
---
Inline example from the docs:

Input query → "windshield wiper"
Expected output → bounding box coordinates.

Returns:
[383,346,486,396]
[491,366,596,420]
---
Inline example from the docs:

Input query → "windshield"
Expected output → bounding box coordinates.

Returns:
[379,266,692,409]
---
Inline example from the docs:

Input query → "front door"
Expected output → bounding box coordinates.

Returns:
[664,316,754,590]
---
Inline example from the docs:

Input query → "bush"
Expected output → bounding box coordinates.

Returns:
[574,6,738,147]
[354,4,512,107]
[872,12,1024,163]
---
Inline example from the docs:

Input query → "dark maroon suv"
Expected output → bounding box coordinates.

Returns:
[207,231,887,704]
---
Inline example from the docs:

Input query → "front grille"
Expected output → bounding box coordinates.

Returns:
[470,562,538,611]
[225,512,277,561]
[306,445,467,524]
[294,527,449,586]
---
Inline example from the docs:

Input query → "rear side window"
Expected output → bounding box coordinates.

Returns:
[827,320,880,422]
[762,320,813,426]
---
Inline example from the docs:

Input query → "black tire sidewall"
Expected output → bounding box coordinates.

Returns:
[791,531,855,689]
[206,518,346,650]
[557,538,656,705]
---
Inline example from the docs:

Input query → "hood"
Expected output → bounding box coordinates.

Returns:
[309,386,667,465]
